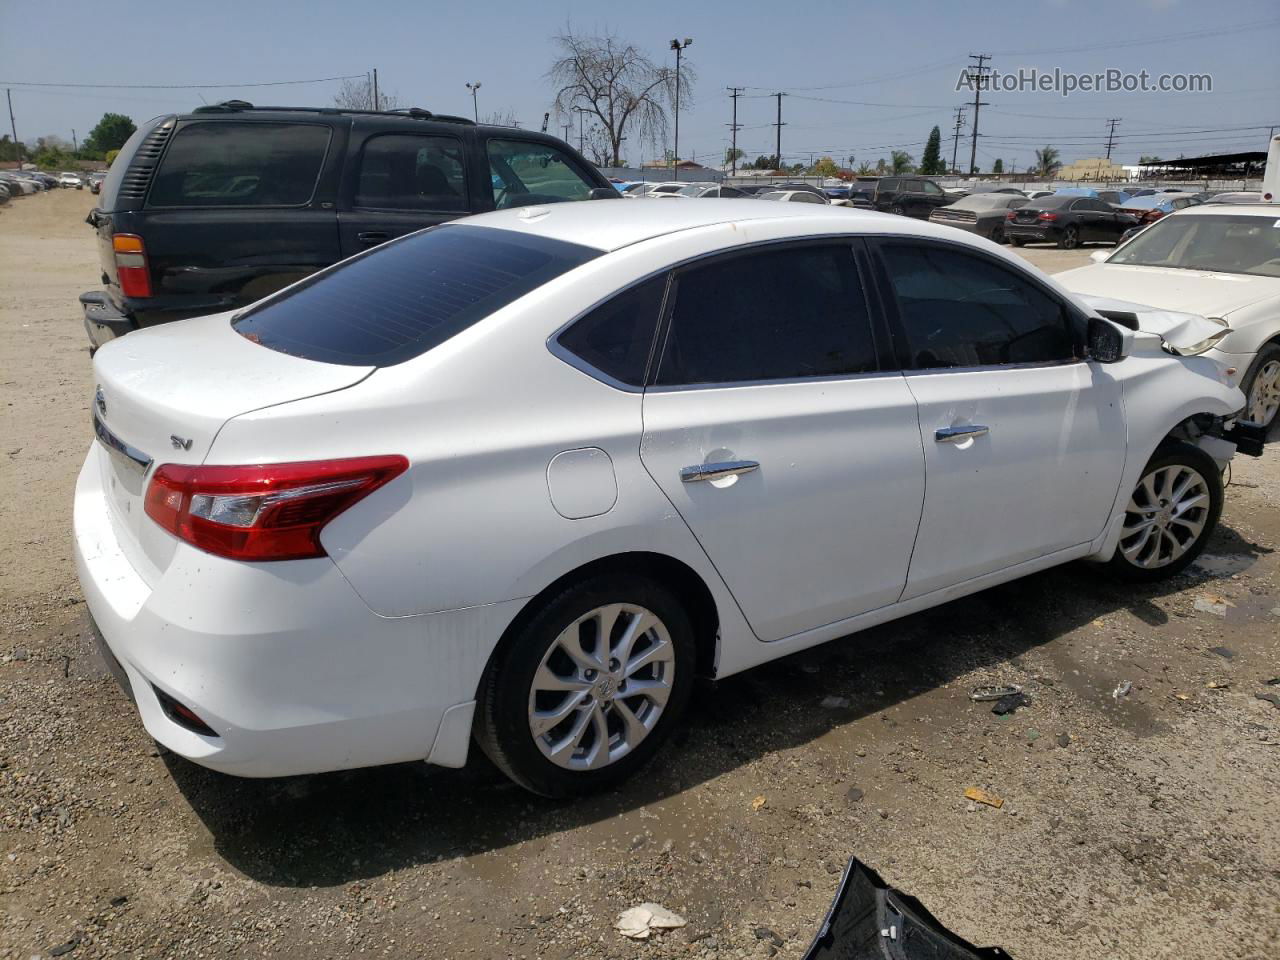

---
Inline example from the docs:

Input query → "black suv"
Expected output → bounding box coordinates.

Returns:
[866,176,953,218]
[81,101,616,350]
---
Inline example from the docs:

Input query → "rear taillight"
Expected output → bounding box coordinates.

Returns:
[1142,209,1164,223]
[1005,210,1016,220]
[144,456,408,561]
[112,234,152,298]
[1037,212,1058,221]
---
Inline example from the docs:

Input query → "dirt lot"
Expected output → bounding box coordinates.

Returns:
[2,189,1278,960]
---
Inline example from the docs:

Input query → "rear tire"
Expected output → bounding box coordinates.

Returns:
[889,204,907,217]
[1241,343,1280,432]
[1009,236,1026,247]
[474,574,695,798]
[1106,442,1222,582]
[990,225,1006,244]
[1058,225,1081,249]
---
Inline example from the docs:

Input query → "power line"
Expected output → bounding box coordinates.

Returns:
[988,17,1279,57]
[0,74,365,90]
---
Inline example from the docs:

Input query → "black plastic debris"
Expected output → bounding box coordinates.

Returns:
[802,858,1012,959]
[1256,692,1280,710]
[991,692,1028,716]
[1207,646,1235,660]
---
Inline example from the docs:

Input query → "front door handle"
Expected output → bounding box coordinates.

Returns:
[357,231,390,246]
[680,460,760,483]
[935,425,989,443]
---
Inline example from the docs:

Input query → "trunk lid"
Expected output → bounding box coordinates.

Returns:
[90,314,373,584]
[1011,206,1042,224]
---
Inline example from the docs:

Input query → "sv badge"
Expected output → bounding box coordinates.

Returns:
[170,435,193,451]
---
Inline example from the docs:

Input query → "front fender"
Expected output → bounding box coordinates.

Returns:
[1088,353,1245,562]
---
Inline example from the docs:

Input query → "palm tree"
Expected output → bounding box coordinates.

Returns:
[1035,146,1061,177]
[856,161,875,176]
[890,150,914,174]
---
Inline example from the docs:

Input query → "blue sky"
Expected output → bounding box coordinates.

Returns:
[2,0,1277,172]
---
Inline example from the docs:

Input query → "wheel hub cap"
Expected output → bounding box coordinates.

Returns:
[1118,463,1210,569]
[528,603,675,771]
[1247,360,1280,427]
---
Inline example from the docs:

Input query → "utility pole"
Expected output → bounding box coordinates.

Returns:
[773,92,786,172]
[466,82,482,123]
[540,112,549,133]
[71,129,77,153]
[372,69,380,111]
[7,88,20,164]
[950,107,966,175]
[573,107,588,154]
[1104,118,1121,160]
[726,86,743,175]
[669,38,693,180]
[965,54,990,175]
[561,123,572,143]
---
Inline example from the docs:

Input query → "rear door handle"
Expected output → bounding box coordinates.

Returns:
[357,231,390,246]
[680,460,760,483]
[935,425,989,443]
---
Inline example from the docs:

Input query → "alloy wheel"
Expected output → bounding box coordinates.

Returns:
[1247,359,1280,427]
[527,603,675,771]
[1118,464,1210,569]
[1061,226,1080,249]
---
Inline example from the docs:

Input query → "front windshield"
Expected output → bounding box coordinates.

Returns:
[677,184,704,197]
[1108,214,1280,278]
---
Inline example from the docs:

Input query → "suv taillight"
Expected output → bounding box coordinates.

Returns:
[112,234,152,298]
[144,456,408,561]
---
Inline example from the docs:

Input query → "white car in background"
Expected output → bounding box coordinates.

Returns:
[1057,204,1280,430]
[758,189,829,204]
[76,201,1253,797]
[57,172,83,188]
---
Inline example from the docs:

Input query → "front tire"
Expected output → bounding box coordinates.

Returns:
[1106,442,1222,582]
[1242,343,1280,432]
[474,574,695,797]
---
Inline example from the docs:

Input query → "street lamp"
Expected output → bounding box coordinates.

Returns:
[669,38,692,180]
[465,82,482,122]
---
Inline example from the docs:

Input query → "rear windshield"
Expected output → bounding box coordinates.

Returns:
[233,225,601,366]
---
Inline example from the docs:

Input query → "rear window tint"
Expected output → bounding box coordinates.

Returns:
[148,121,331,207]
[233,225,601,366]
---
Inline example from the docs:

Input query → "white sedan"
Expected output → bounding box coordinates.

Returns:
[1057,203,1280,430]
[76,200,1252,796]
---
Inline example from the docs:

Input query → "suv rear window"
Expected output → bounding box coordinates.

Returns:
[148,121,331,207]
[233,225,601,366]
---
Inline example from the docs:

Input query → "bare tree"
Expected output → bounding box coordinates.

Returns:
[482,108,522,128]
[549,31,692,166]
[333,77,402,111]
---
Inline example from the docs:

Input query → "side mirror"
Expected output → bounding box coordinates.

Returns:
[588,187,621,201]
[1089,249,1110,263]
[1087,315,1129,363]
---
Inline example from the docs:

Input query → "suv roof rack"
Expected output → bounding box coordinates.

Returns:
[189,100,476,124]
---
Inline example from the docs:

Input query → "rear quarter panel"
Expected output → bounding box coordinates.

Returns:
[205,230,758,656]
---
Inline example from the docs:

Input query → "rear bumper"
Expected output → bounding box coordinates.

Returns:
[73,446,519,777]
[80,291,136,351]
[927,217,982,234]
[1005,223,1060,242]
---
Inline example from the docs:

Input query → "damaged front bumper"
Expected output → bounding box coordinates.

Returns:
[803,858,1012,960]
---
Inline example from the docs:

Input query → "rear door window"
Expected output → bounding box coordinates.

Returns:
[148,121,331,207]
[233,225,600,366]
[655,243,877,385]
[355,134,467,212]
[487,139,596,207]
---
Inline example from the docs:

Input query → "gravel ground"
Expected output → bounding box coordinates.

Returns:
[2,189,1278,960]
